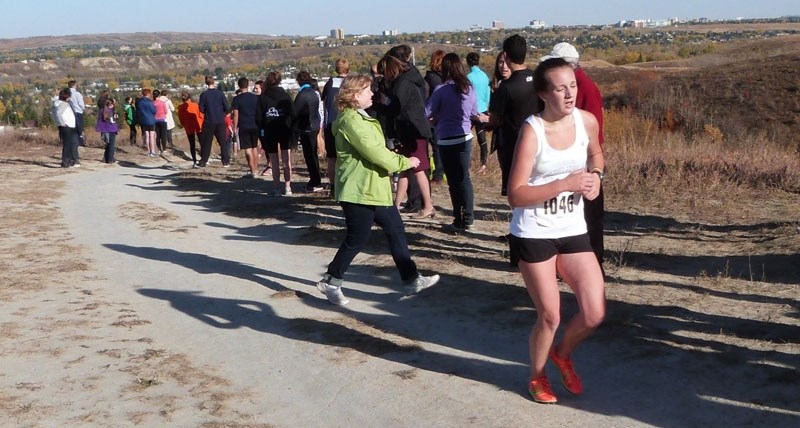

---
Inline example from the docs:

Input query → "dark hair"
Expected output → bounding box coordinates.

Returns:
[388,45,412,63]
[441,53,471,95]
[238,77,249,89]
[491,52,507,89]
[67,80,76,88]
[503,34,527,65]
[466,52,480,67]
[58,88,71,100]
[204,75,215,86]
[153,89,160,98]
[265,71,282,87]
[296,70,313,86]
[377,54,407,86]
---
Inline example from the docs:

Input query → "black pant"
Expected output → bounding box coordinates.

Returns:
[474,120,488,167]
[429,135,444,181]
[199,122,230,166]
[58,126,79,167]
[326,202,418,282]
[496,140,515,197]
[186,132,199,163]
[439,141,474,228]
[128,124,137,145]
[299,130,321,187]
[584,186,605,266]
[74,113,85,146]
[155,121,168,152]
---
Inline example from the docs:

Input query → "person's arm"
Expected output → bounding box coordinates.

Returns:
[343,115,411,173]
[581,110,604,201]
[231,97,240,130]
[507,122,595,208]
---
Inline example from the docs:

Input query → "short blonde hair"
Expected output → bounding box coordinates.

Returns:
[334,58,350,75]
[336,74,372,111]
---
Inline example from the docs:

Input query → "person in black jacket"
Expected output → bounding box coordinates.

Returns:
[424,49,445,183]
[258,71,296,196]
[293,70,323,192]
[379,53,435,219]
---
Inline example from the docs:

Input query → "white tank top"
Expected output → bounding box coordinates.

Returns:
[509,109,589,239]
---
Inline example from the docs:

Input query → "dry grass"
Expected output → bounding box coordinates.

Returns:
[603,108,800,223]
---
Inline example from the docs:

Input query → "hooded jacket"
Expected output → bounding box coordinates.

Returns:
[386,67,432,141]
[332,108,412,206]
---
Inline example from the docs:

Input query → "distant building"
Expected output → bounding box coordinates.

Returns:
[529,19,546,29]
[382,29,398,36]
[330,28,344,40]
[492,20,505,30]
[148,42,161,50]
[469,24,484,32]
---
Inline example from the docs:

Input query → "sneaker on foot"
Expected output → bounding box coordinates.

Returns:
[404,274,440,295]
[549,347,583,395]
[268,189,282,197]
[284,186,293,196]
[324,284,349,306]
[529,376,558,404]
[305,185,324,193]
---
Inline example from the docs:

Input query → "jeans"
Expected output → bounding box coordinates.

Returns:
[101,132,117,163]
[299,130,321,187]
[439,141,474,228]
[199,122,230,166]
[327,202,418,282]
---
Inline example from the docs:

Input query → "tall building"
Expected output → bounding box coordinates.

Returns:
[492,20,505,30]
[529,19,546,29]
[382,29,398,36]
[330,28,344,40]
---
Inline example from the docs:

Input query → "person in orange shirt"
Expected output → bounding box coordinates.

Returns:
[177,91,205,167]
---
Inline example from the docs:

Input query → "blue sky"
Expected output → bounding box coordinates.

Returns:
[2,0,797,39]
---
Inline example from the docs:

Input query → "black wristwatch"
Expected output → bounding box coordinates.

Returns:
[590,168,604,181]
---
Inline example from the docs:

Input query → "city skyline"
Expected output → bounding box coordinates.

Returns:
[0,0,797,39]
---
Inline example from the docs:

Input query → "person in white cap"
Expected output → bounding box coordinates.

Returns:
[541,42,606,272]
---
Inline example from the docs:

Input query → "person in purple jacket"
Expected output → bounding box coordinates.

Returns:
[425,53,488,232]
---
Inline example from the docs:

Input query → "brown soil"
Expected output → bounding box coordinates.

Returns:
[0,136,798,426]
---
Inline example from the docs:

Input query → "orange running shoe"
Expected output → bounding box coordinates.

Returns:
[528,376,558,404]
[549,347,583,395]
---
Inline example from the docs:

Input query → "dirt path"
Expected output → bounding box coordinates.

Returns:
[1,147,798,427]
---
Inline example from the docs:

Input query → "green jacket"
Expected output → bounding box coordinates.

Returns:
[333,108,412,206]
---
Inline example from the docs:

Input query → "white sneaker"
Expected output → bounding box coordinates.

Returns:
[284,186,293,196]
[405,274,440,295]
[325,285,349,306]
[316,275,348,305]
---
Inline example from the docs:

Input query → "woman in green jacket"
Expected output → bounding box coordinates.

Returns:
[316,75,440,306]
